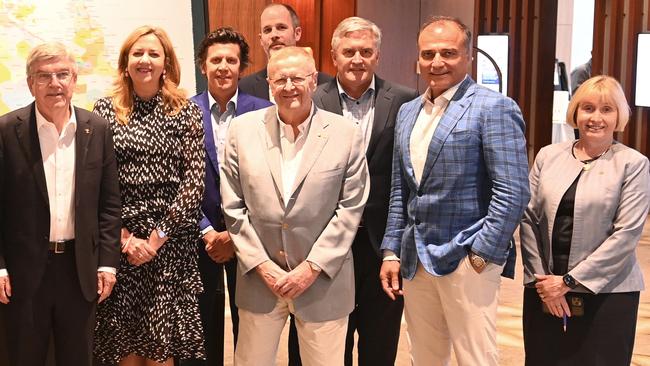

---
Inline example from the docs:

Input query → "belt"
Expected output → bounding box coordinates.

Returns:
[48,239,75,254]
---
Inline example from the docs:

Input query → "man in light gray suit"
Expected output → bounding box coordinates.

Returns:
[220,46,370,366]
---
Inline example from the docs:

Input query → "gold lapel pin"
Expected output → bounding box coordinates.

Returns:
[84,128,90,134]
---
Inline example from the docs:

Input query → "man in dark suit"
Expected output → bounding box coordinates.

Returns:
[313,17,417,366]
[0,42,121,366]
[183,28,271,366]
[239,3,332,101]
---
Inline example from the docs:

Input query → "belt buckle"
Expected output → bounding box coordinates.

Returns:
[54,241,65,254]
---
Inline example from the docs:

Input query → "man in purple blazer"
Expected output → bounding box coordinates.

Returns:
[184,28,272,366]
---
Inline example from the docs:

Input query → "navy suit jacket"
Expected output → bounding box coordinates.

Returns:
[191,90,272,231]
[313,76,417,256]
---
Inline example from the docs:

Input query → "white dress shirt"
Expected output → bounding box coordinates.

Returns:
[409,79,462,184]
[209,90,238,166]
[337,76,375,152]
[278,105,315,207]
[36,105,77,241]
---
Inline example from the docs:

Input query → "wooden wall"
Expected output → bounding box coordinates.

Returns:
[475,0,559,159]
[205,0,354,77]
[593,0,649,156]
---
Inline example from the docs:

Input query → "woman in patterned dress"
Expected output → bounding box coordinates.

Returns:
[93,25,206,365]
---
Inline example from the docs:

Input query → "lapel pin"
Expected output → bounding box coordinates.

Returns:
[84,128,90,134]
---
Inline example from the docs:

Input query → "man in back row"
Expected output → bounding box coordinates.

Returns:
[239,3,332,102]
[313,16,417,366]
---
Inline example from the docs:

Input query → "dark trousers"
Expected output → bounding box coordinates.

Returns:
[2,249,96,366]
[181,241,239,366]
[344,228,403,366]
[523,287,639,366]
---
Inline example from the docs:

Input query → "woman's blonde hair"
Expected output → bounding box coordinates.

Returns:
[112,25,187,124]
[566,75,630,132]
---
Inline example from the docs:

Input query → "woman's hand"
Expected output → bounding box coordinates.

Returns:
[148,229,168,252]
[542,294,572,318]
[534,274,572,317]
[124,237,157,266]
[534,274,571,299]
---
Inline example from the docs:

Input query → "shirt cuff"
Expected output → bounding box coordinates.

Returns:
[307,260,322,273]
[0,269,7,277]
[97,267,116,275]
[382,250,400,262]
[201,226,215,236]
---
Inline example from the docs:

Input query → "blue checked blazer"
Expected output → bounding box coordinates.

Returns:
[381,77,530,279]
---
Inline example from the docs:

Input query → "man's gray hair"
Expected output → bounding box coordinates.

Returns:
[26,42,78,75]
[331,17,382,51]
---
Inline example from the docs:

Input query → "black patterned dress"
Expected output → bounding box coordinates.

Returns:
[93,94,206,363]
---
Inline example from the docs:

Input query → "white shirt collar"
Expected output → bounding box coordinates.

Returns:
[421,75,466,105]
[277,104,315,140]
[35,103,77,133]
[336,75,376,100]
[208,88,238,114]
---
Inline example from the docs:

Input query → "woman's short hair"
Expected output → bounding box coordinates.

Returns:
[112,25,187,125]
[26,42,78,75]
[566,75,630,132]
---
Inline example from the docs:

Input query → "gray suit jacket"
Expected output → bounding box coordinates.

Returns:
[220,105,370,322]
[520,141,650,294]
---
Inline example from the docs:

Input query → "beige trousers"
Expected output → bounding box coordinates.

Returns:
[403,257,503,366]
[234,298,348,366]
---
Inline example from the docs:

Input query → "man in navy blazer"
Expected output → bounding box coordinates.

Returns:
[184,28,271,366]
[313,17,417,366]
[380,16,530,366]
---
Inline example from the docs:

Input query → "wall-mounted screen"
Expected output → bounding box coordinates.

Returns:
[476,34,509,96]
[635,33,650,107]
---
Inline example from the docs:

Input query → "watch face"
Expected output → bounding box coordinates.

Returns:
[563,274,576,288]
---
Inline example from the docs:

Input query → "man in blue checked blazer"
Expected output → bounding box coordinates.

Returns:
[183,28,271,366]
[379,16,530,366]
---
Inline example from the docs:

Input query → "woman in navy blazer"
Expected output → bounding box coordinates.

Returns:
[520,75,650,365]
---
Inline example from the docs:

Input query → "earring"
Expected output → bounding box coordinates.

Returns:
[162,70,167,80]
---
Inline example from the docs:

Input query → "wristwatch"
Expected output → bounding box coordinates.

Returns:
[562,274,578,289]
[468,251,488,272]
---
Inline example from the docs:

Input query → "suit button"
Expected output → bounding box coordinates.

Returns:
[417,191,423,197]
[282,223,289,229]
[279,250,285,257]
[415,219,421,225]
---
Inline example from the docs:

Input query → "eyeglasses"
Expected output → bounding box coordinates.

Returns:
[32,71,73,85]
[269,72,315,88]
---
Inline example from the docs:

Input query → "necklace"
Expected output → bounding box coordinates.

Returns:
[571,140,610,171]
